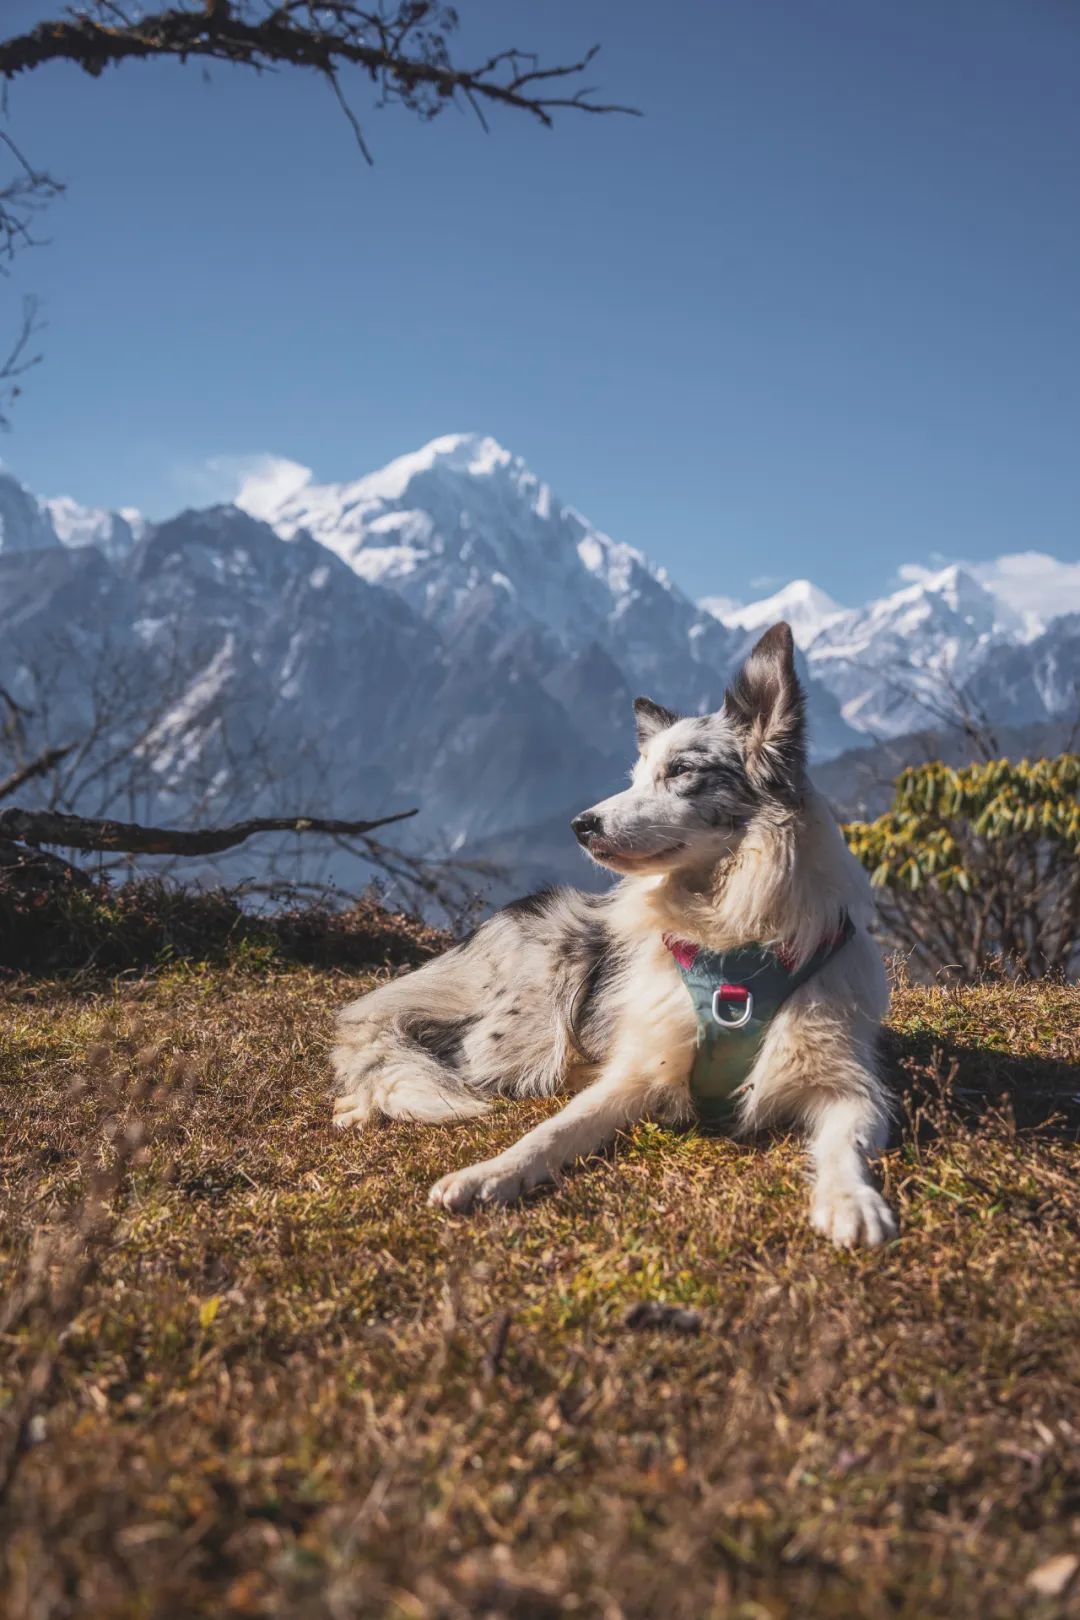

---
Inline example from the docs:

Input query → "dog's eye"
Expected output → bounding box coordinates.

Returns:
[667,759,694,779]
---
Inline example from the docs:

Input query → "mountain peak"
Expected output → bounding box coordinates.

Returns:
[234,434,527,537]
[898,562,980,599]
[705,578,842,650]
[42,494,146,562]
[356,432,516,502]
[0,469,61,554]
[888,563,1022,635]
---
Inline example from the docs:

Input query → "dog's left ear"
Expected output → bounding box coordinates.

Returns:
[723,622,807,801]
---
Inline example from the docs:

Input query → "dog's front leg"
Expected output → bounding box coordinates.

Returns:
[807,1092,896,1248]
[428,1069,656,1213]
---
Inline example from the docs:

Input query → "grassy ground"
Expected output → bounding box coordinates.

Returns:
[2,962,1079,1619]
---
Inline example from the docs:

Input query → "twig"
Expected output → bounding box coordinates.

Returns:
[0,741,73,803]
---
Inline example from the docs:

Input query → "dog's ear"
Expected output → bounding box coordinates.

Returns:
[633,696,678,750]
[723,622,806,800]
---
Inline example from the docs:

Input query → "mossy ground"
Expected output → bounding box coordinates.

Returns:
[2,964,1079,1619]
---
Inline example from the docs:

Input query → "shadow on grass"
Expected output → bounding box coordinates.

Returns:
[883,1027,1080,1139]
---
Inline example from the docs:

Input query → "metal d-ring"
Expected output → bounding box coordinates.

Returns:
[711,986,754,1031]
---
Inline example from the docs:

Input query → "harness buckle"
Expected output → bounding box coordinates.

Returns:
[711,985,754,1031]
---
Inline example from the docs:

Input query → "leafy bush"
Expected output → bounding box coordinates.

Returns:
[845,754,1080,978]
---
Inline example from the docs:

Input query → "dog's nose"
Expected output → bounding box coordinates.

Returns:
[571,811,602,846]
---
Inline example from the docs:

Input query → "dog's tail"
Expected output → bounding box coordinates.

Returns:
[330,952,491,1128]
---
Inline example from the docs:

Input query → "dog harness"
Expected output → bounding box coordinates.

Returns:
[664,916,855,1127]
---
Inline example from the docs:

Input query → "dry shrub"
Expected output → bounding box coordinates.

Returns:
[0,870,450,978]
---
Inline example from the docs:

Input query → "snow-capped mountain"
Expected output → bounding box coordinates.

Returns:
[804,565,1027,734]
[43,495,146,563]
[0,467,145,562]
[236,433,735,708]
[235,434,858,758]
[703,579,842,650]
[701,560,1077,740]
[1,440,1078,903]
[0,470,61,554]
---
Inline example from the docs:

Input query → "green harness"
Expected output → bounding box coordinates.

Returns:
[664,916,855,1128]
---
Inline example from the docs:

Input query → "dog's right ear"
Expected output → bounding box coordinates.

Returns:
[723,621,806,801]
[633,696,678,750]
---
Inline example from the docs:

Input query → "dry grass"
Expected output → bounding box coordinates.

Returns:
[2,962,1079,1619]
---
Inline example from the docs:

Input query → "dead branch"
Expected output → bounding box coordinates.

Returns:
[0,740,74,803]
[0,803,418,856]
[0,294,46,427]
[0,4,631,423]
[0,835,93,890]
[0,132,63,269]
[0,5,638,140]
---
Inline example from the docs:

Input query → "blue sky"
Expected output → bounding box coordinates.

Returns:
[2,0,1079,605]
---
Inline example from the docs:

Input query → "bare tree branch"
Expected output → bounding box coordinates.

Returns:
[0,633,494,916]
[0,130,63,268]
[0,4,632,421]
[0,5,638,133]
[0,124,61,422]
[0,834,93,890]
[0,294,45,426]
[0,740,74,803]
[0,803,418,856]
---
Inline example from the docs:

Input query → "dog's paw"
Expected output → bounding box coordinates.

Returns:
[332,1093,372,1130]
[811,1181,897,1249]
[428,1156,543,1213]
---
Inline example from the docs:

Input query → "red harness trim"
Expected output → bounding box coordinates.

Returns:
[662,933,699,970]
[663,925,850,975]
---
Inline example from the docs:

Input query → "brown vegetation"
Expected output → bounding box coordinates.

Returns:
[2,958,1079,1619]
[0,873,449,978]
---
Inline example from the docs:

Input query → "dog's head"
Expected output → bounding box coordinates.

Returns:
[571,621,807,877]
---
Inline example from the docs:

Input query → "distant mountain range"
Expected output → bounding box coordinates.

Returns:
[1,433,1076,901]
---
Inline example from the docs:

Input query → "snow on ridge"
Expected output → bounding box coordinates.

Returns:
[41,494,146,557]
[13,439,1080,764]
[576,524,669,606]
[722,579,843,649]
[234,455,314,524]
[233,434,519,550]
[229,434,679,627]
[464,435,514,478]
[355,436,471,503]
[349,544,424,585]
[139,636,236,781]
[798,560,1024,740]
[336,433,514,506]
[812,563,1018,656]
[700,579,842,650]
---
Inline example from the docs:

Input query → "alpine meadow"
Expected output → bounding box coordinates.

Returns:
[3,3,1080,1619]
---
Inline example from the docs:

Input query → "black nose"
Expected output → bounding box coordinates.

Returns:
[571,811,602,846]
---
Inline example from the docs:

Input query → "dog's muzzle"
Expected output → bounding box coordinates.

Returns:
[571,811,602,847]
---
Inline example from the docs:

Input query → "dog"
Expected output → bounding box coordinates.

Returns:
[331,622,897,1247]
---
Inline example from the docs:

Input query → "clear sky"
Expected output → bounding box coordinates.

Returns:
[2,0,1079,606]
